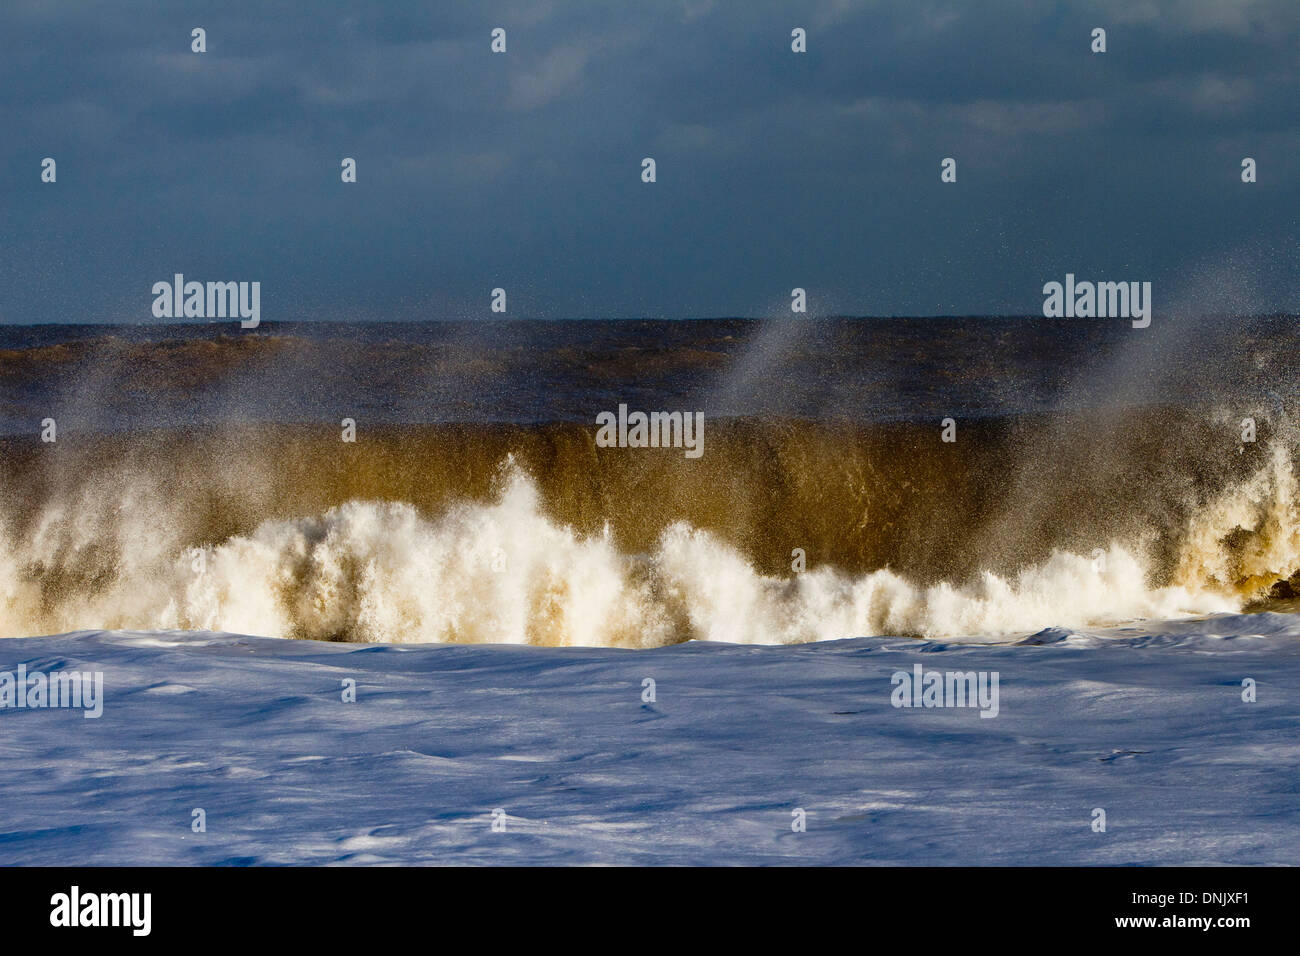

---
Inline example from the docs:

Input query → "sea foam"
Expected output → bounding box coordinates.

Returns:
[3,447,1293,646]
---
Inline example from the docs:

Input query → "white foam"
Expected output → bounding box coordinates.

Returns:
[4,453,1291,645]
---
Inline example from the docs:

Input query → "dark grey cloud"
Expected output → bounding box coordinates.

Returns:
[1,0,1296,322]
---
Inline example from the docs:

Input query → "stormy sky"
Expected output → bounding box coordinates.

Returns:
[1,0,1297,322]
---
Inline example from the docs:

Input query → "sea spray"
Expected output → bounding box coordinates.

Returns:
[0,449,1281,644]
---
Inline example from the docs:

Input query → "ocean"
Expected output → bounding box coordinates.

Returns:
[1,316,1296,645]
[1,315,1297,866]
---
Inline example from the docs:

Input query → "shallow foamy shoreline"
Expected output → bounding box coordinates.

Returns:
[0,623,1295,865]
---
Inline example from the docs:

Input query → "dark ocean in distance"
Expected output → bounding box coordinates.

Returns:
[2,315,1295,431]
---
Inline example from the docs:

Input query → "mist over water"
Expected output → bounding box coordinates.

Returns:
[4,315,1294,431]
[0,317,1296,645]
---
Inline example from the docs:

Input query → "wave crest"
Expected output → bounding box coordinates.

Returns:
[2,426,1295,644]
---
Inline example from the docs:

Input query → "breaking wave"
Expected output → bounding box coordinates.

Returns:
[0,413,1296,645]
